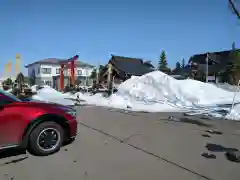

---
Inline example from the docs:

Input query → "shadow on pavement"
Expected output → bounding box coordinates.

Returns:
[225,151,240,163]
[179,118,213,127]
[3,156,28,165]
[0,148,28,165]
[201,153,216,159]
[167,116,213,128]
[0,148,26,159]
[205,143,239,153]
[202,134,211,138]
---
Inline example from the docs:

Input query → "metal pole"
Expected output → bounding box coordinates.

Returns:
[96,64,99,84]
[230,80,240,113]
[107,64,112,90]
[206,53,208,83]
[112,75,115,95]
[86,70,88,92]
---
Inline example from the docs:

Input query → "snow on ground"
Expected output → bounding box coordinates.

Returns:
[31,71,240,120]
[32,86,75,106]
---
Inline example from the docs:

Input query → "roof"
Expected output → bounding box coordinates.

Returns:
[174,64,227,75]
[109,55,155,76]
[187,49,240,74]
[25,57,95,68]
[188,49,239,65]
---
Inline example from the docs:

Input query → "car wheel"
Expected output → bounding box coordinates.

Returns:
[28,122,64,156]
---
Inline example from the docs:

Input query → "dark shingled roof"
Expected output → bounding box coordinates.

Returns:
[25,58,95,68]
[188,50,238,65]
[109,55,155,76]
[175,64,227,75]
[187,49,240,74]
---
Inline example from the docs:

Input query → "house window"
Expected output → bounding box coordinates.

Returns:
[45,80,52,86]
[37,68,40,74]
[56,68,60,74]
[77,70,82,75]
[41,68,51,74]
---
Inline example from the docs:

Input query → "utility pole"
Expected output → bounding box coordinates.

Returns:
[107,63,113,95]
[96,63,99,84]
[206,53,209,83]
[112,75,116,95]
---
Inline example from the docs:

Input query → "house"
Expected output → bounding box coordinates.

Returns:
[187,49,237,83]
[100,55,155,84]
[25,58,95,88]
[173,49,238,83]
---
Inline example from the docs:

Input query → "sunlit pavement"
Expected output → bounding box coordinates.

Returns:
[0,106,240,180]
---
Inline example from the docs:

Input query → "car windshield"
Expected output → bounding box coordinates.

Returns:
[0,89,21,102]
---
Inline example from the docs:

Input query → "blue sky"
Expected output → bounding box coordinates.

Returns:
[0,0,239,76]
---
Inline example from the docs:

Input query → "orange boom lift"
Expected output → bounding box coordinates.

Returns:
[60,55,79,91]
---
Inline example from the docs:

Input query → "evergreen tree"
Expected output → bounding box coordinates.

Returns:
[29,77,35,86]
[175,62,181,70]
[181,58,185,68]
[90,69,97,79]
[172,62,181,74]
[3,78,12,86]
[90,65,104,79]
[158,50,169,72]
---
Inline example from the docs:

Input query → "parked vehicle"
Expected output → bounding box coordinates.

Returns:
[0,90,77,156]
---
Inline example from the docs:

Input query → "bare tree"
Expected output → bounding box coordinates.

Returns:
[229,0,240,19]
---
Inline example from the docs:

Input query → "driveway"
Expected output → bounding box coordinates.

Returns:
[0,106,239,180]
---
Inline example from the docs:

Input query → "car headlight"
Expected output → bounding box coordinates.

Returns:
[66,110,77,117]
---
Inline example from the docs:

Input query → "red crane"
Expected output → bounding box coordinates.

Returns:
[59,55,79,91]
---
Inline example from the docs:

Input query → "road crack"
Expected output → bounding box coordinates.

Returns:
[120,133,140,143]
[78,122,213,180]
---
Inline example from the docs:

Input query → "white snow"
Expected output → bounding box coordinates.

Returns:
[32,86,75,106]
[31,71,240,120]
[31,85,38,92]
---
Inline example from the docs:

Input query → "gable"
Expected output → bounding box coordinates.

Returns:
[109,55,155,76]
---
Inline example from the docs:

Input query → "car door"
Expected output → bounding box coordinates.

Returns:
[0,93,21,148]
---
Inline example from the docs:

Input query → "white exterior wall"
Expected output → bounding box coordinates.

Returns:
[39,64,60,78]
[27,63,95,86]
[27,64,94,78]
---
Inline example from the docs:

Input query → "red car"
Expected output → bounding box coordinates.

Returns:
[0,89,77,156]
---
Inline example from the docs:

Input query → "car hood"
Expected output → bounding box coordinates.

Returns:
[11,101,74,111]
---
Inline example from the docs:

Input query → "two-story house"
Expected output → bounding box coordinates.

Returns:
[25,58,95,88]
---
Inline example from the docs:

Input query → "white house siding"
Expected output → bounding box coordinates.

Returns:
[27,63,95,86]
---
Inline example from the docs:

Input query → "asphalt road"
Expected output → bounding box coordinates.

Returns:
[0,106,240,180]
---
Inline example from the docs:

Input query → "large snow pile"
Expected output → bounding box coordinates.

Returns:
[112,71,240,120]
[214,83,238,92]
[77,71,240,120]
[31,71,240,120]
[117,71,236,107]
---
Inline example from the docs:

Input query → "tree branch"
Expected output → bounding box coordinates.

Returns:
[229,0,240,19]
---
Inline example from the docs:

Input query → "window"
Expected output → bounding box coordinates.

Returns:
[37,68,40,74]
[41,68,51,74]
[77,70,82,75]
[45,80,52,86]
[56,68,60,74]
